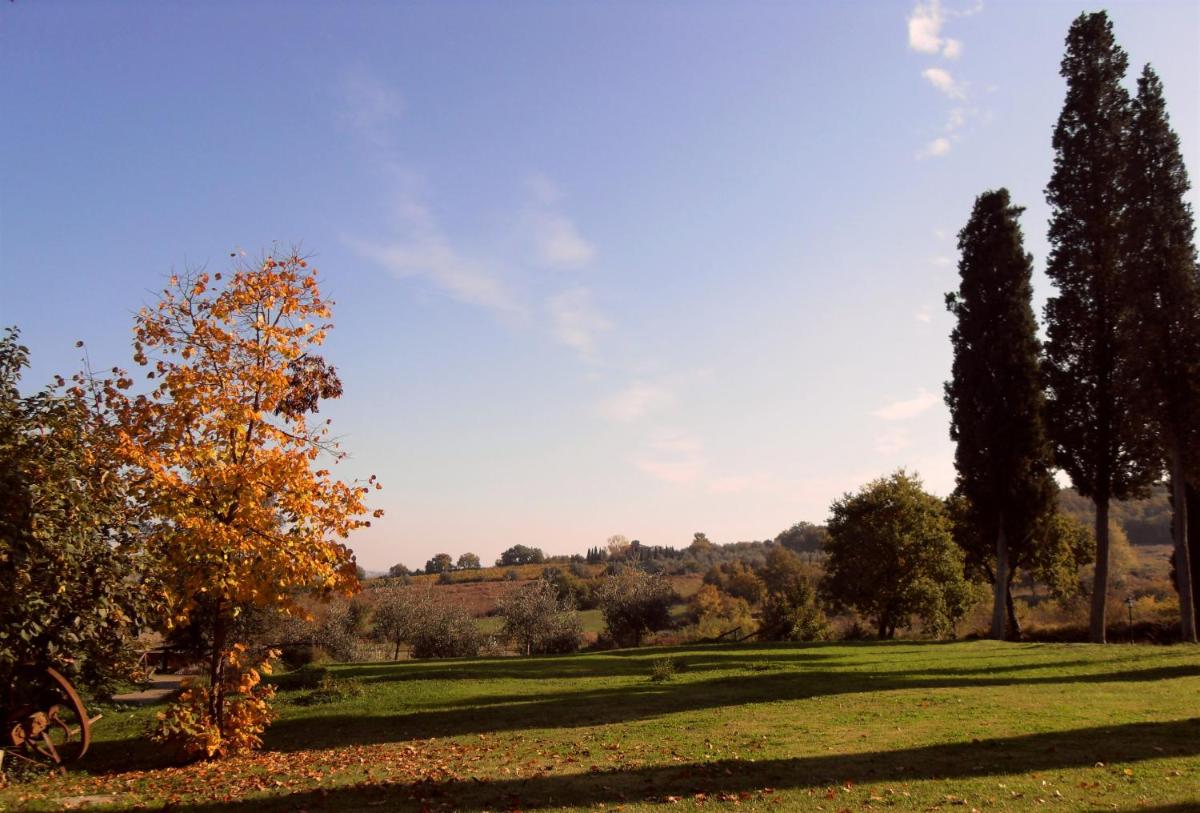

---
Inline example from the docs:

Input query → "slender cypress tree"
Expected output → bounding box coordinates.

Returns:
[1043,12,1156,643]
[1121,65,1200,642]
[946,189,1056,640]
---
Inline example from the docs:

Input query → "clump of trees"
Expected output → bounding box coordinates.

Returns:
[496,544,546,566]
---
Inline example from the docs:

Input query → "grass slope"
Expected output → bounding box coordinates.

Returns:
[4,641,1198,811]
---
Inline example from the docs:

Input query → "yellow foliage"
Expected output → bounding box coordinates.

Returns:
[152,646,278,761]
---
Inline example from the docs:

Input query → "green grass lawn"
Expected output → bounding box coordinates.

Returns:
[4,641,1198,812]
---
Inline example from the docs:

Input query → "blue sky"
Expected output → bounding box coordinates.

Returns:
[3,1,1197,570]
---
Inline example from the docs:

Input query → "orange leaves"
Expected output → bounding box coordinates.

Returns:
[107,248,379,750]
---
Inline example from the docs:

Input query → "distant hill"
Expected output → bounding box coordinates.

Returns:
[1057,484,1173,547]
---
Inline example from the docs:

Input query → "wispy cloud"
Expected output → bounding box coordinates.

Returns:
[872,389,938,421]
[875,428,914,454]
[548,288,610,357]
[907,0,973,59]
[918,136,952,159]
[599,382,674,422]
[522,174,596,269]
[530,212,595,268]
[922,67,966,100]
[347,201,524,317]
[635,430,705,485]
[914,305,933,323]
[339,68,403,147]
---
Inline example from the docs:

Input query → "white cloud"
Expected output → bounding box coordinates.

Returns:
[932,254,954,267]
[599,382,673,422]
[908,0,945,54]
[908,1,972,58]
[548,288,610,357]
[922,68,966,100]
[915,306,932,323]
[525,173,561,205]
[918,137,952,159]
[531,211,595,268]
[872,389,938,421]
[347,200,524,317]
[636,458,704,485]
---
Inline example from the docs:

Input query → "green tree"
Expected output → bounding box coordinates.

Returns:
[756,547,828,641]
[497,578,582,656]
[1120,65,1200,642]
[596,567,674,647]
[945,189,1057,640]
[0,328,148,694]
[425,553,454,574]
[822,471,973,640]
[456,552,482,570]
[387,563,411,579]
[496,544,545,566]
[1043,11,1156,642]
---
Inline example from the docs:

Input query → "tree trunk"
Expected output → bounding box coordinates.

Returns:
[1006,584,1021,641]
[1090,498,1110,643]
[1169,447,1196,642]
[393,640,401,661]
[877,615,889,640]
[208,602,228,729]
[990,522,1010,640]
[1189,481,1200,633]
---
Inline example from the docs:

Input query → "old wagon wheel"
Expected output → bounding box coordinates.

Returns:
[3,667,97,769]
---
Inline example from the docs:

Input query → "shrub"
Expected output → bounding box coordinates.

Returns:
[296,674,365,706]
[648,657,677,682]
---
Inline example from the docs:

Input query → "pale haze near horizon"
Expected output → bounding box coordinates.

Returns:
[2,1,1197,571]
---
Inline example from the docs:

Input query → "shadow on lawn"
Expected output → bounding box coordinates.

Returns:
[251,661,1198,752]
[167,717,1200,812]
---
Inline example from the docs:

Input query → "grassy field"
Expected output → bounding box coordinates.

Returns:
[4,641,1198,811]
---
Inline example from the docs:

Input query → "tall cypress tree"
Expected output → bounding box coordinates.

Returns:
[1122,64,1200,642]
[1043,11,1156,643]
[946,189,1056,640]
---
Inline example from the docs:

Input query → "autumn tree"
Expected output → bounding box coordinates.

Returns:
[1120,65,1200,642]
[1043,12,1156,642]
[945,189,1057,640]
[0,328,148,695]
[105,252,379,757]
[822,471,973,640]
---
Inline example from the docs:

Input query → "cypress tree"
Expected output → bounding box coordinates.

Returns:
[945,189,1056,640]
[1121,64,1200,642]
[1043,12,1156,643]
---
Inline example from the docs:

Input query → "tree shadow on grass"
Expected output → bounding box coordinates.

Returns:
[166,717,1200,812]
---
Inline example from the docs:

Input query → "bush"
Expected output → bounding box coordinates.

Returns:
[687,584,755,640]
[296,674,365,706]
[596,568,675,647]
[648,657,677,682]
